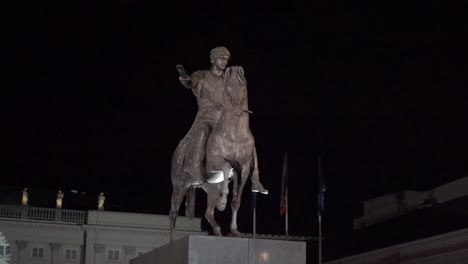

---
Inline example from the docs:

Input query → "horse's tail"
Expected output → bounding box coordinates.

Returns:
[185,187,196,219]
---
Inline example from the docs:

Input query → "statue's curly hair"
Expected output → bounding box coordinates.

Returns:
[210,46,230,63]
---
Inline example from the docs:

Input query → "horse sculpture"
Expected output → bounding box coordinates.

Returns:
[169,66,259,241]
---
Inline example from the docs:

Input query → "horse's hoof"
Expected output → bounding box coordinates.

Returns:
[213,226,222,236]
[229,231,241,237]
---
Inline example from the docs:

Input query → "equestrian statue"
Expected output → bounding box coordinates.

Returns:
[169,47,268,241]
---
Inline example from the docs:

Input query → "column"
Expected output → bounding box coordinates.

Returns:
[80,245,85,264]
[124,246,136,264]
[49,242,61,264]
[94,244,105,264]
[15,240,28,264]
[84,229,97,264]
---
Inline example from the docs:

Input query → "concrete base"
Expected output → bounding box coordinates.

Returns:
[130,235,306,264]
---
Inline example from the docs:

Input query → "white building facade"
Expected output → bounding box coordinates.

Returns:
[353,176,468,230]
[0,205,204,264]
[325,227,468,264]
[328,176,468,264]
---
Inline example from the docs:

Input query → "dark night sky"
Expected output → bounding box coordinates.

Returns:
[5,0,468,237]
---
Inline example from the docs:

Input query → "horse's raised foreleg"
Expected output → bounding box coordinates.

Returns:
[205,183,223,236]
[230,162,251,236]
[205,153,232,236]
[205,154,231,212]
[169,183,189,242]
[217,167,232,211]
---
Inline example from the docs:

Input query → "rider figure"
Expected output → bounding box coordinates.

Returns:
[176,46,268,194]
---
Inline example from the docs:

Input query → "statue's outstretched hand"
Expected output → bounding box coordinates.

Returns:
[179,77,192,89]
[176,65,192,88]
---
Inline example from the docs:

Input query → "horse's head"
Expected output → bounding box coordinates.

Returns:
[224,66,249,116]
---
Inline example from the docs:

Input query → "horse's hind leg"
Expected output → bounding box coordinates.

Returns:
[185,187,195,218]
[169,183,189,241]
[230,162,251,236]
[205,183,223,236]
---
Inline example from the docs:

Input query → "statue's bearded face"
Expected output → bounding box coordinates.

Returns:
[213,55,229,70]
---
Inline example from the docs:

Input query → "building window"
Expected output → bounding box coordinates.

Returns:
[32,247,45,258]
[137,251,147,256]
[65,249,78,260]
[0,245,11,257]
[107,249,120,261]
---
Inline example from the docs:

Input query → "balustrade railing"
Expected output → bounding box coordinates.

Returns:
[0,205,21,218]
[0,205,85,223]
[28,207,55,221]
[62,209,86,223]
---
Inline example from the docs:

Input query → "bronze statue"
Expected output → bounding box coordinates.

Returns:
[169,47,267,241]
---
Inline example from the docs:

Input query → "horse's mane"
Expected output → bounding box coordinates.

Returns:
[226,66,246,86]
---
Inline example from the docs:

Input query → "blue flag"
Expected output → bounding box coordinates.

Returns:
[318,155,326,216]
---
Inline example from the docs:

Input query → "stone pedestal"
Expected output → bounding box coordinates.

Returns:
[130,235,306,264]
[54,208,62,221]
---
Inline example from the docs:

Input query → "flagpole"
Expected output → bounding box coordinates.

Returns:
[285,187,289,240]
[318,155,323,264]
[253,192,257,239]
[280,152,289,240]
[319,213,322,264]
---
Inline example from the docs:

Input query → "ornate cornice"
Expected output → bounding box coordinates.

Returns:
[1,218,204,238]
[0,219,83,232]
[83,224,204,237]
[85,225,169,237]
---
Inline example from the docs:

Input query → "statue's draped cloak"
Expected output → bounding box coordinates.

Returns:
[172,70,224,182]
